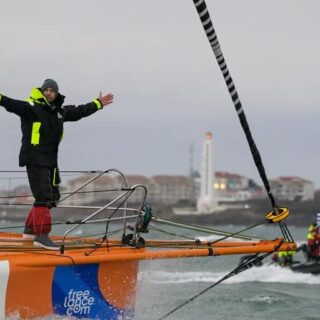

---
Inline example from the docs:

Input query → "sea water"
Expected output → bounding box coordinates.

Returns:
[4,223,320,320]
[135,259,320,320]
[133,224,320,320]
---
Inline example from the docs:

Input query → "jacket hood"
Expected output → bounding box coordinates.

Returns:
[27,87,65,108]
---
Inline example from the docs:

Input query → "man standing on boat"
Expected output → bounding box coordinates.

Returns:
[0,79,113,250]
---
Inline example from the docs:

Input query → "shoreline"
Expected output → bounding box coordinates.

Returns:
[1,198,317,229]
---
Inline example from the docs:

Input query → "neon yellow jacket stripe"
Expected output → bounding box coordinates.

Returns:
[92,99,102,109]
[31,122,41,145]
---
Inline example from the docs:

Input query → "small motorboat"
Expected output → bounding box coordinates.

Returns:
[238,244,320,275]
[290,259,320,275]
[289,244,320,274]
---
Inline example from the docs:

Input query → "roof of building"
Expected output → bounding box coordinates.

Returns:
[151,175,191,185]
[68,174,115,187]
[215,171,244,179]
[271,176,313,184]
[122,175,150,185]
[68,175,93,185]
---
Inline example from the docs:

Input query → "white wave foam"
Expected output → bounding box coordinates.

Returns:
[140,271,221,284]
[226,265,320,285]
[141,265,320,285]
[196,235,248,242]
[242,295,283,304]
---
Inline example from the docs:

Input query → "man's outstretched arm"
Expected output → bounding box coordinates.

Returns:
[0,94,32,118]
[63,92,114,122]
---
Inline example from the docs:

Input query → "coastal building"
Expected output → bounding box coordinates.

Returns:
[213,171,263,202]
[64,173,314,208]
[64,168,263,209]
[149,175,193,205]
[66,175,97,205]
[122,175,151,203]
[270,176,315,201]
[66,174,151,205]
[65,174,193,206]
[5,185,34,205]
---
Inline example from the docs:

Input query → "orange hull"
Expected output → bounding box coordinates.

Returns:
[0,233,296,319]
[1,247,139,319]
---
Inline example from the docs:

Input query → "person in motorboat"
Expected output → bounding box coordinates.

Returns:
[268,225,320,274]
[271,252,279,264]
[270,251,296,266]
[0,79,113,250]
[276,250,296,266]
[306,223,320,261]
[285,223,319,263]
[239,250,298,268]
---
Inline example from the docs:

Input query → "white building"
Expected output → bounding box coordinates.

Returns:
[149,175,193,205]
[213,171,263,202]
[65,174,193,206]
[270,176,315,201]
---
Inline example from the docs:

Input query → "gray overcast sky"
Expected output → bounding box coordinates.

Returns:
[1,0,320,188]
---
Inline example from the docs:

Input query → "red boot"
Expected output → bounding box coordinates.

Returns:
[32,207,58,250]
[32,206,52,235]
[23,207,36,240]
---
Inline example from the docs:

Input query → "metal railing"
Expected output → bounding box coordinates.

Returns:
[59,169,147,252]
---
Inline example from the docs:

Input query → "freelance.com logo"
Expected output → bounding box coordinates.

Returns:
[63,289,95,316]
[53,264,126,319]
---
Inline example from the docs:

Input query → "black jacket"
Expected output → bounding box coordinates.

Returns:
[0,88,103,167]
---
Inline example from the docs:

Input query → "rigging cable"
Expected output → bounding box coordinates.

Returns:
[0,170,103,174]
[191,0,295,244]
[155,2,297,318]
[192,0,276,210]
[151,215,262,240]
[148,225,198,240]
[0,188,125,200]
[157,239,283,320]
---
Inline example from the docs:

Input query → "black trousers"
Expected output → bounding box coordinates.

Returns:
[26,165,61,207]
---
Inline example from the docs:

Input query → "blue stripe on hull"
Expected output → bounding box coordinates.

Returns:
[52,264,133,319]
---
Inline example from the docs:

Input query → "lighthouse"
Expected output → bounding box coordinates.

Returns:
[197,132,215,213]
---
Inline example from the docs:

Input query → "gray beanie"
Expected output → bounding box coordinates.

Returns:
[41,79,59,93]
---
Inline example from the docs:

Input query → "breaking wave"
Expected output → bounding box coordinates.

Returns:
[140,265,320,285]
